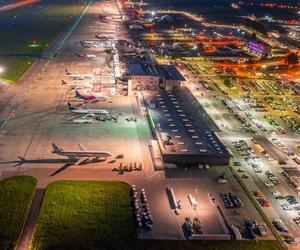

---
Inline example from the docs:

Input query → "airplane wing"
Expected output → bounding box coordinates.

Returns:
[88,99,98,103]
[82,114,89,119]
[78,143,87,151]
[75,157,89,165]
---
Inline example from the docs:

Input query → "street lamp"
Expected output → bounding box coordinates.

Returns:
[0,67,4,75]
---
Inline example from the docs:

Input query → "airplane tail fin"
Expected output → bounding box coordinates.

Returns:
[87,82,93,90]
[75,90,82,98]
[18,156,26,161]
[52,143,63,153]
[68,102,76,110]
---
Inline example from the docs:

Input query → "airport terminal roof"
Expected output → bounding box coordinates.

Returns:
[145,90,230,165]
[127,62,185,81]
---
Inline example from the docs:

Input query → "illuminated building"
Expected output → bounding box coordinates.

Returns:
[247,40,271,56]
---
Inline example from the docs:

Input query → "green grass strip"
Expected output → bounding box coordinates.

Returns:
[0,176,37,250]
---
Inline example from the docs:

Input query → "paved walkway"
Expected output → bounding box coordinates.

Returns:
[16,189,45,250]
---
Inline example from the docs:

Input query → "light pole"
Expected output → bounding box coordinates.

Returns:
[0,67,4,78]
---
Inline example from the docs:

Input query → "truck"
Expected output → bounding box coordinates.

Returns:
[188,194,198,209]
[258,224,268,236]
[230,225,242,240]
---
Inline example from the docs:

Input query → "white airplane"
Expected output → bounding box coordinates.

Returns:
[61,80,93,90]
[65,70,94,80]
[95,34,115,40]
[89,91,110,100]
[74,52,97,60]
[80,40,98,45]
[51,143,113,165]
[86,54,97,59]
[95,34,107,40]
[68,102,109,116]
[75,90,109,102]
[82,44,98,49]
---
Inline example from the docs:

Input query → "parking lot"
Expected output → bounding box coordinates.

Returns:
[133,165,274,240]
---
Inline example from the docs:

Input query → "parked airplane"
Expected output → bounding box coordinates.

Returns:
[61,80,93,89]
[95,34,107,40]
[75,90,109,102]
[65,69,93,80]
[83,44,98,48]
[74,52,97,59]
[95,34,115,40]
[80,40,98,45]
[51,143,113,165]
[68,102,109,116]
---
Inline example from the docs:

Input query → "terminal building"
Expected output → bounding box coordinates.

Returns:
[117,52,185,95]
[127,62,185,92]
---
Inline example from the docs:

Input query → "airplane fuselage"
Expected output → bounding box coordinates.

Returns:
[56,151,112,158]
[66,84,93,89]
[70,109,109,114]
[67,74,93,79]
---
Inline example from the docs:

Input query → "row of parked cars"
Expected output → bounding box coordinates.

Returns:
[273,219,296,243]
[271,137,294,157]
[293,216,300,225]
[273,218,289,232]
[265,171,280,185]
[131,185,153,230]
[253,190,271,207]
[220,192,242,209]
[280,195,300,211]
[281,170,299,189]
[281,115,300,134]
[222,99,255,133]
[232,140,264,174]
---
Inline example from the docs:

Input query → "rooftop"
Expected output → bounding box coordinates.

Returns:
[127,62,186,81]
[145,90,230,165]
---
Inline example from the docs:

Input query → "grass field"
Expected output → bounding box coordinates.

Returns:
[0,2,86,82]
[0,56,34,82]
[0,4,85,56]
[30,180,135,250]
[0,4,43,24]
[29,180,284,250]
[0,176,37,250]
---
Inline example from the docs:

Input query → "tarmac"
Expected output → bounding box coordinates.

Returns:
[0,0,275,246]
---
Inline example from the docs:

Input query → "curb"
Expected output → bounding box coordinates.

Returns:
[14,177,38,250]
